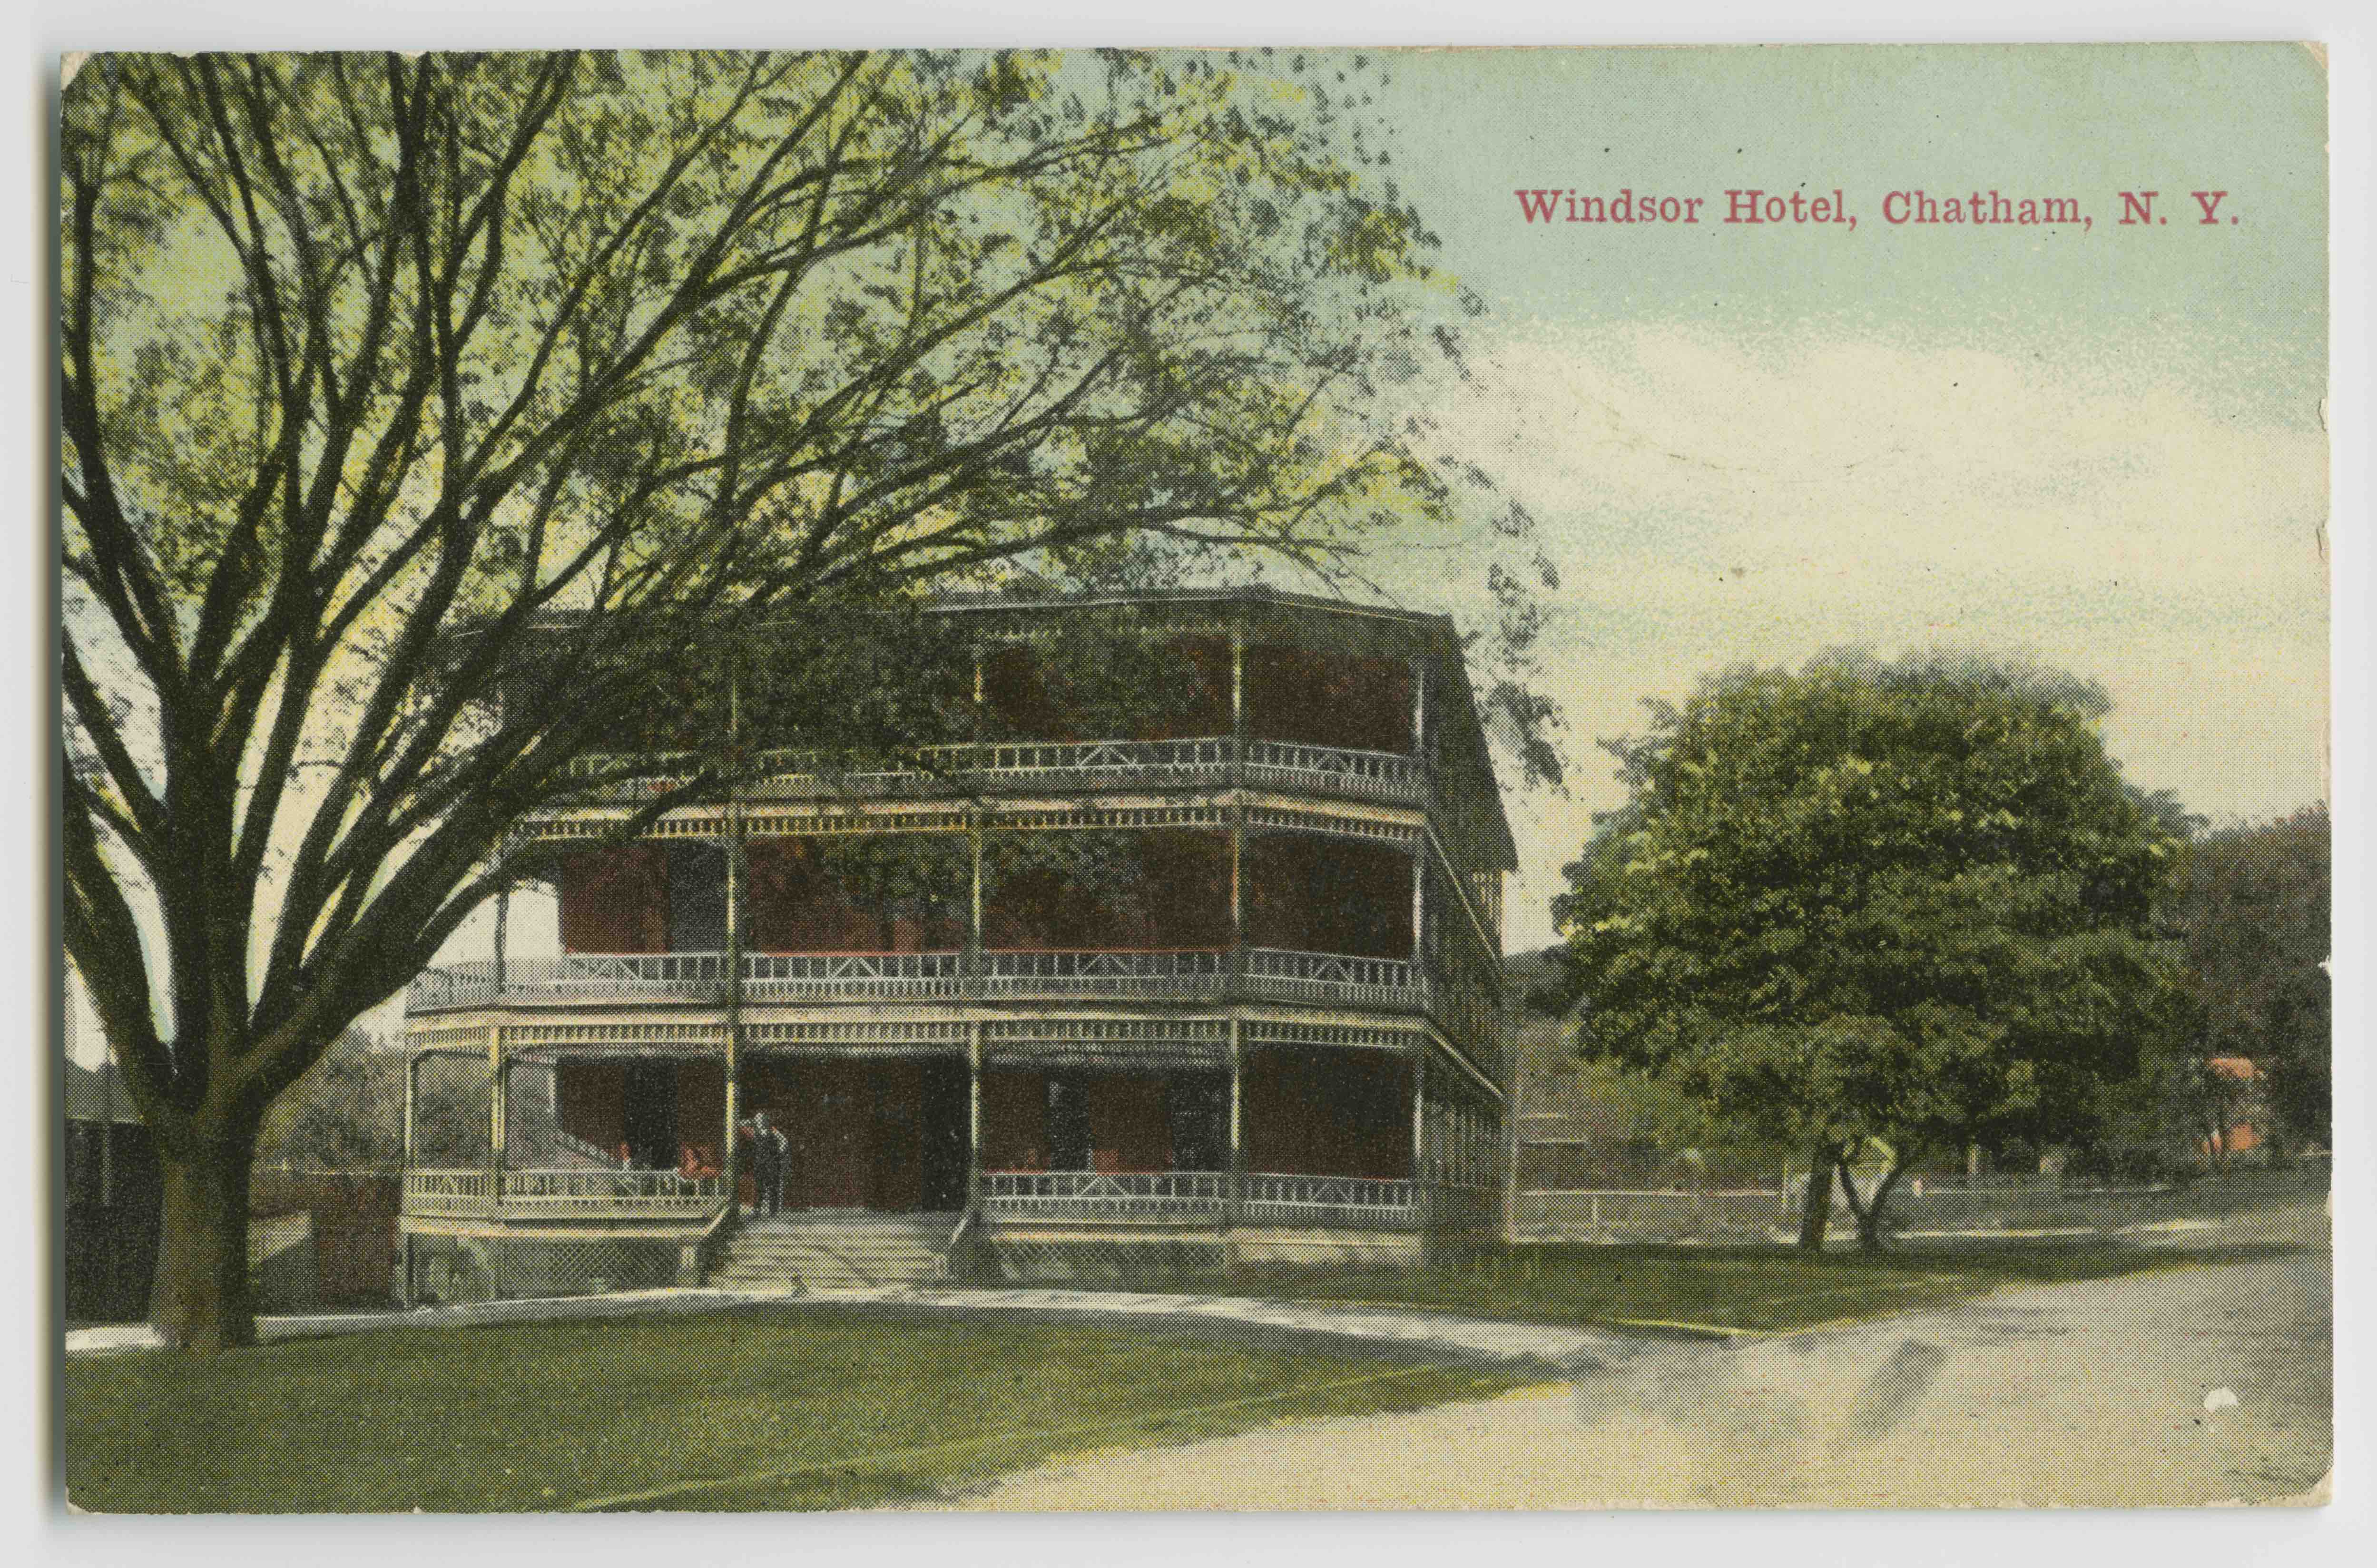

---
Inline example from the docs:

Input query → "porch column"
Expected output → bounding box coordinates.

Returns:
[1227,1016,1244,1229]
[724,773,745,1213]
[967,1021,984,1207]
[1502,1064,1522,1245]
[1410,654,1427,758]
[1411,846,1427,964]
[967,810,984,975]
[1229,807,1245,953]
[1229,620,1247,776]
[492,886,509,993]
[402,1049,419,1172]
[1229,619,1249,993]
[1411,1044,1428,1229]
[488,1026,507,1194]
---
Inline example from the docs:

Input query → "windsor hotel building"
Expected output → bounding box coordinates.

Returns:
[398,588,1514,1297]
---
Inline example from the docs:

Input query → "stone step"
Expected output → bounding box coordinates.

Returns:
[725,1245,942,1262]
[711,1212,956,1290]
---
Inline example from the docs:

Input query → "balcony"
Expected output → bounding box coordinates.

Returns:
[562,735,1432,809]
[406,947,1427,1015]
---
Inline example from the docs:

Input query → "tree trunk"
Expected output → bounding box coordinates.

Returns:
[1795,1136,1835,1249]
[148,1122,261,1353]
[1855,1160,1907,1253]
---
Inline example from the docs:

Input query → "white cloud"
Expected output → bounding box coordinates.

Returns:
[1394,321,2329,948]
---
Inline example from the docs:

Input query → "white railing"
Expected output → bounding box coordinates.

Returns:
[559,735,1431,805]
[979,948,1229,998]
[1240,1173,1419,1230]
[403,1168,492,1216]
[407,953,736,1010]
[982,1170,1230,1222]
[498,1167,724,1214]
[410,947,1429,1014]
[741,951,969,1000]
[401,1165,725,1221]
[1244,740,1427,802]
[1242,948,1425,1008]
[972,736,1233,781]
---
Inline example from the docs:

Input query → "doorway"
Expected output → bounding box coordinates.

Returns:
[620,1059,678,1169]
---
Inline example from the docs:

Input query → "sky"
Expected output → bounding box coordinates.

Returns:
[1329,44,2331,947]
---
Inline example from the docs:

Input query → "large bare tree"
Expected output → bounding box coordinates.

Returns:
[59,49,1483,1348]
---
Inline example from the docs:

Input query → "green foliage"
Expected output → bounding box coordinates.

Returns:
[1552,650,2190,1219]
[2165,806,2331,1150]
[254,1029,485,1170]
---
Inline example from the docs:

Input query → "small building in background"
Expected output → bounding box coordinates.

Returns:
[64,1053,160,1324]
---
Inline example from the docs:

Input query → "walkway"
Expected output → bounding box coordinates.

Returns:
[937,1248,2334,1509]
[65,1283,1629,1371]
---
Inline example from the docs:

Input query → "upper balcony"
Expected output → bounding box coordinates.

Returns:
[528,600,1517,876]
[562,735,1434,811]
[406,946,1431,1015]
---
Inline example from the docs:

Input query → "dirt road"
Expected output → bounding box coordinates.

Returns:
[941,1238,2330,1509]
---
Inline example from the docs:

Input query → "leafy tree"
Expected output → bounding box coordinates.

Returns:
[254,1027,492,1171]
[2164,806,2331,1154]
[1551,651,2189,1249]
[61,48,1502,1348]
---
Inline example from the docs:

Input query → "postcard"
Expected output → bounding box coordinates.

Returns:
[57,42,2330,1511]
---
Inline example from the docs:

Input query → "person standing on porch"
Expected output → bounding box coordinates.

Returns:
[749,1112,787,1216]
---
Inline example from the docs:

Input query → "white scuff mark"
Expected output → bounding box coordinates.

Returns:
[2203,1387,2239,1413]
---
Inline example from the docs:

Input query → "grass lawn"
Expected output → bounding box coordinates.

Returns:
[64,1307,1534,1512]
[1191,1236,2314,1335]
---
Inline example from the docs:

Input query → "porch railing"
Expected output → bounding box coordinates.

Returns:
[981,1170,1230,1223]
[968,736,1236,786]
[1236,1169,1416,1235]
[403,1168,492,1216]
[978,948,1230,998]
[1239,1174,1421,1230]
[497,1167,725,1215]
[408,946,1426,1014]
[406,953,735,1011]
[565,735,1430,806]
[1243,740,1426,802]
[741,951,969,1001]
[1241,949,1424,1009]
[400,1166,725,1222]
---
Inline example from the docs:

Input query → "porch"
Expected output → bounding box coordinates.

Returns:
[394,1032,1505,1247]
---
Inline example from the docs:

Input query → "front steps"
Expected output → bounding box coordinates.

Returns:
[707,1211,959,1293]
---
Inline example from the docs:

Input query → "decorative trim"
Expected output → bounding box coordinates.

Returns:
[501,1020,732,1052]
[1240,1019,1422,1053]
[984,1017,1229,1045]
[982,803,1231,833]
[746,1019,971,1047]
[1244,803,1422,847]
